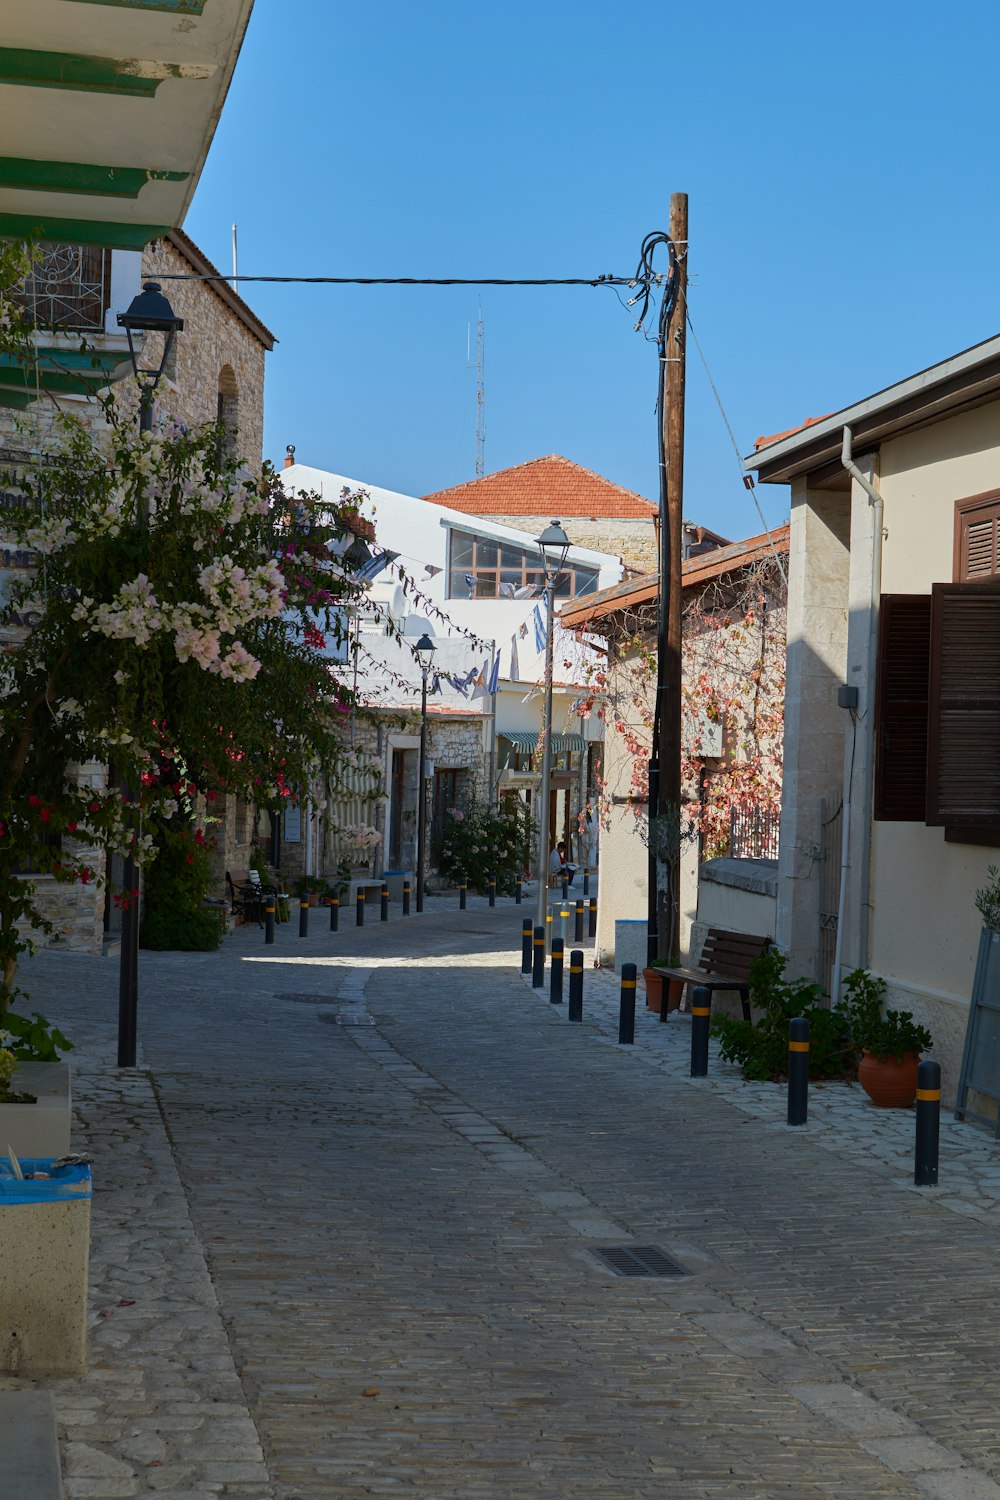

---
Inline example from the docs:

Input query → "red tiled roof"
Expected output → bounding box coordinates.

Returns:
[754,415,831,450]
[560,523,791,631]
[421,454,657,519]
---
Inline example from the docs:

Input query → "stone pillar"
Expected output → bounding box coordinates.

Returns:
[776,479,851,979]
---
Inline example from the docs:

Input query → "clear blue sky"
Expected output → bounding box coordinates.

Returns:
[185,1,1000,543]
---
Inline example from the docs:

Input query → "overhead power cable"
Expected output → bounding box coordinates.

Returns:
[154,272,647,288]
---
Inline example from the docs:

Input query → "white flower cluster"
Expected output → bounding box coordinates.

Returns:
[70,554,286,682]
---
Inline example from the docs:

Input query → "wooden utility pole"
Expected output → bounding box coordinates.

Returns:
[654,191,687,960]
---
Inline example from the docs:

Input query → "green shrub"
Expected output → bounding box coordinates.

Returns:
[711,947,850,1081]
[835,968,933,1062]
[139,819,225,952]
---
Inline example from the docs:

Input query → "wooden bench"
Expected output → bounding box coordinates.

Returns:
[658,928,770,1021]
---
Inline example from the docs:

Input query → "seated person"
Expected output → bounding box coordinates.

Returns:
[548,841,576,886]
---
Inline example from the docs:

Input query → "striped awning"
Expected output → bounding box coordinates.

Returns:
[500,731,587,754]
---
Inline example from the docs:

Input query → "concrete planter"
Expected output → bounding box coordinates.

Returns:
[0,1063,71,1158]
[0,1159,92,1376]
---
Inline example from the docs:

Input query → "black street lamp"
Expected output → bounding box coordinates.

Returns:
[534,521,570,928]
[114,280,183,1068]
[414,632,436,914]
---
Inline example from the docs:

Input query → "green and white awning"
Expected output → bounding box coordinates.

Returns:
[0,0,255,247]
[500,731,588,754]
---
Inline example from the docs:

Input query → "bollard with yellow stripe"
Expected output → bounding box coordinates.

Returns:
[787,1016,809,1126]
[568,948,584,1022]
[618,962,637,1044]
[329,894,340,932]
[690,983,711,1076]
[532,924,546,989]
[915,1059,941,1186]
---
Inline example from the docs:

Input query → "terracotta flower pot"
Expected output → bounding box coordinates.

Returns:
[858,1049,921,1108]
[643,969,684,1015]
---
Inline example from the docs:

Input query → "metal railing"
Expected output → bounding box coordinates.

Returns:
[15,245,112,332]
[728,803,780,861]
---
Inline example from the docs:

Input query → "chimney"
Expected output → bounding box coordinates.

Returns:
[284,443,296,469]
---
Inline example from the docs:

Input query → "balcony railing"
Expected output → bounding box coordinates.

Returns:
[15,244,112,333]
[728,803,780,861]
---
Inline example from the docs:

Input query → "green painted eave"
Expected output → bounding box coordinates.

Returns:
[0,48,165,99]
[0,347,131,398]
[0,157,187,200]
[0,213,170,248]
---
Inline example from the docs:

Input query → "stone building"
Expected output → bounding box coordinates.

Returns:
[421,453,728,576]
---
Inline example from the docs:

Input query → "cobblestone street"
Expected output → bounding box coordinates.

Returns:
[13,900,1000,1499]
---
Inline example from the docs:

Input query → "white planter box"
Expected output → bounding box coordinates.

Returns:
[0,1063,71,1159]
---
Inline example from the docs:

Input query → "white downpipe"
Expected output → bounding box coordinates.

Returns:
[305,793,313,878]
[831,426,884,1001]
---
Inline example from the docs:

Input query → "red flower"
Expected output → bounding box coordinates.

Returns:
[27,794,41,807]
[67,821,77,833]
[38,807,51,823]
[80,867,92,884]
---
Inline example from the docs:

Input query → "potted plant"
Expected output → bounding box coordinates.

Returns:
[642,957,684,1015]
[0,1010,74,1157]
[837,968,933,1108]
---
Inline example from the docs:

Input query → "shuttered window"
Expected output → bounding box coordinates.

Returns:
[874,594,931,821]
[926,583,1000,830]
[955,492,1000,582]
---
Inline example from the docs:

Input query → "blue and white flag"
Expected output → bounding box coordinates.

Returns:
[464,572,477,597]
[509,633,520,680]
[487,652,500,696]
[532,602,547,653]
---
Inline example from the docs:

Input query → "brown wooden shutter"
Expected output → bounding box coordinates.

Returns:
[874,594,931,821]
[926,582,1000,826]
[955,492,1000,581]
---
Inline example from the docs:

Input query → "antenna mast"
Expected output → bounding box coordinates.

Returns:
[475,306,485,476]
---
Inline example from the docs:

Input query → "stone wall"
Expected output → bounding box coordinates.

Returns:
[481,513,657,574]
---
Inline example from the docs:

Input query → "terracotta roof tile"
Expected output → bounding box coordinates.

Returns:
[754,415,832,450]
[421,454,657,520]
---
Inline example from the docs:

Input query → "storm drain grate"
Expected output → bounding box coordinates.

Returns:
[591,1245,689,1278]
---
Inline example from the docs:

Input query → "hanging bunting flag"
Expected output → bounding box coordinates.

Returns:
[498,581,516,598]
[514,584,540,599]
[469,666,488,701]
[464,572,477,597]
[532,604,547,654]
[509,633,520,680]
[429,673,443,696]
[518,621,529,640]
[487,652,500,696]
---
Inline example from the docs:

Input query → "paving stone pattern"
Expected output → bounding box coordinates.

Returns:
[14,897,1000,1497]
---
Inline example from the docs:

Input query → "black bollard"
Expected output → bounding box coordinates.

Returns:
[265,899,275,945]
[568,949,584,1022]
[550,937,564,1004]
[521,918,533,975]
[329,895,339,932]
[588,897,597,940]
[618,963,637,1043]
[915,1059,941,1186]
[356,888,365,927]
[488,876,496,908]
[787,1016,809,1126]
[583,868,590,897]
[574,899,584,945]
[381,882,389,922]
[515,878,522,906]
[402,881,410,916]
[459,879,467,911]
[690,983,711,1077]
[299,899,309,938]
[532,925,545,989]
[545,908,554,954]
[561,876,569,901]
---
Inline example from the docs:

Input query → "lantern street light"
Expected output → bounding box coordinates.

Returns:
[534,520,570,928]
[114,280,183,1068]
[414,631,436,913]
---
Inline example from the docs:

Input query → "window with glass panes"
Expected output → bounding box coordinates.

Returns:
[447,528,598,599]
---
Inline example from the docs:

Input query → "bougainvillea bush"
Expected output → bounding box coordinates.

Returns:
[0,404,369,1015]
[437,793,535,895]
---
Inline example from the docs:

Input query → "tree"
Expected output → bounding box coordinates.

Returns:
[0,409,368,1017]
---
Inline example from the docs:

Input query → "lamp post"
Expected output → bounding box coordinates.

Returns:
[114,281,184,1068]
[414,632,436,913]
[534,521,570,929]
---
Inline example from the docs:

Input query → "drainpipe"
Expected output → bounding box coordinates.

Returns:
[831,426,884,1000]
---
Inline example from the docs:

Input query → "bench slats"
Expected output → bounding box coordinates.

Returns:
[656,928,770,1022]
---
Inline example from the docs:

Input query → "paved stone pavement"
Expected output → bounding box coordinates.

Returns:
[11,896,1000,1498]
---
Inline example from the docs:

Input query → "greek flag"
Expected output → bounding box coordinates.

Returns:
[532,598,547,653]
